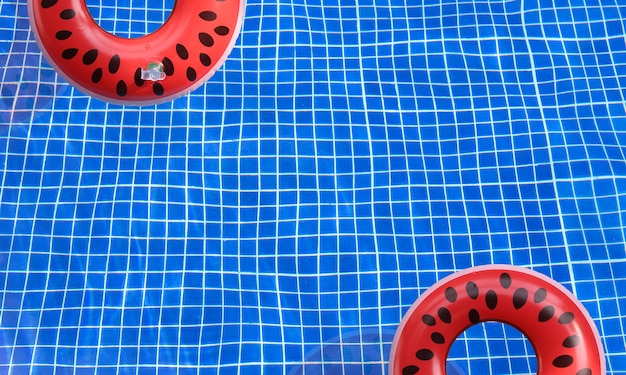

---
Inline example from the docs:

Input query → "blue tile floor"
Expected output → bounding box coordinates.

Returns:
[1,0,625,373]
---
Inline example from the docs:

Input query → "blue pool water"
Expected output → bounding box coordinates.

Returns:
[1,0,626,373]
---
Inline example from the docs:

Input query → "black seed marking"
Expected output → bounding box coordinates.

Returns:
[431,332,445,344]
[60,9,76,19]
[486,290,498,310]
[91,68,102,83]
[513,288,528,309]
[422,314,436,326]
[186,67,197,81]
[199,32,214,47]
[552,355,573,368]
[61,48,78,59]
[134,68,144,87]
[116,80,127,97]
[534,288,547,303]
[500,273,511,288]
[153,83,164,96]
[438,307,451,324]
[416,349,434,361]
[214,26,229,36]
[468,309,480,324]
[576,368,592,375]
[558,312,575,324]
[466,282,479,299]
[562,335,580,348]
[199,53,211,66]
[41,0,58,8]
[402,366,419,375]
[176,44,189,60]
[55,30,72,40]
[538,306,555,322]
[108,54,120,74]
[82,49,98,65]
[199,10,217,21]
[445,287,457,303]
[162,57,174,76]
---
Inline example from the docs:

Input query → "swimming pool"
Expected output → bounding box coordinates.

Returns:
[1,0,625,373]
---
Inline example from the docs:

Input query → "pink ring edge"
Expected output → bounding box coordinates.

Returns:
[387,264,606,375]
[27,0,246,106]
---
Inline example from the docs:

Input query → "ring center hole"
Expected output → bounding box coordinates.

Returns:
[447,322,537,375]
[85,0,175,38]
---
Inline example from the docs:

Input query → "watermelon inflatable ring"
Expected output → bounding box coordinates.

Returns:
[389,265,606,375]
[28,0,244,105]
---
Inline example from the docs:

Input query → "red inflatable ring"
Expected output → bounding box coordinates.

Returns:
[389,264,605,375]
[28,0,244,105]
